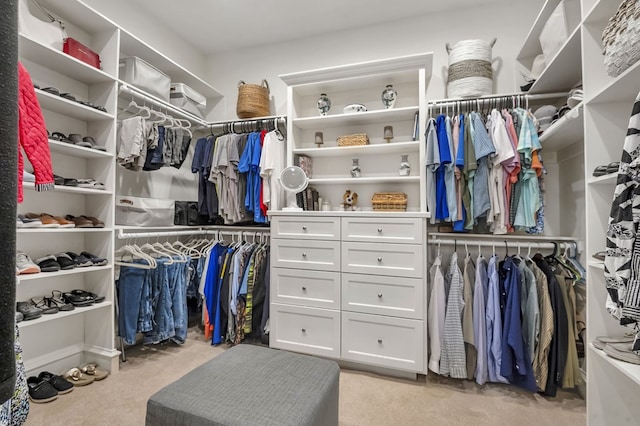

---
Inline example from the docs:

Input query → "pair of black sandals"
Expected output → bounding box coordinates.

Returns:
[35,84,107,113]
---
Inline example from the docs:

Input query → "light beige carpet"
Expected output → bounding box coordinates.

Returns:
[25,328,586,426]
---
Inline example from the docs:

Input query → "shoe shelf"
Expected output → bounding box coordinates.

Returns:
[538,103,583,151]
[589,343,640,388]
[293,141,420,158]
[23,184,113,196]
[526,25,582,94]
[49,139,113,159]
[587,59,640,105]
[17,265,112,282]
[18,302,112,329]
[293,106,419,130]
[308,176,420,185]
[587,173,617,185]
[36,89,114,122]
[18,34,116,85]
[17,228,112,234]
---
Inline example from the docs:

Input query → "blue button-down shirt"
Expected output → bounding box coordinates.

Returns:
[486,255,508,383]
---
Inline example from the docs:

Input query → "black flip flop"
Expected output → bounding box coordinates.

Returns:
[60,92,77,102]
[63,291,93,307]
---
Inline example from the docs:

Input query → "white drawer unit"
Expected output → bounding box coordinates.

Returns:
[271,216,340,240]
[271,239,341,272]
[269,212,428,376]
[342,241,423,278]
[272,268,340,309]
[341,217,424,244]
[271,304,341,358]
[341,273,423,319]
[342,311,424,372]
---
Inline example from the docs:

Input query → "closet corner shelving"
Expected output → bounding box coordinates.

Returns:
[17,0,120,376]
[582,1,640,424]
[516,0,583,94]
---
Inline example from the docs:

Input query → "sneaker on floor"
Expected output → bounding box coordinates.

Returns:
[27,377,58,403]
[16,251,41,274]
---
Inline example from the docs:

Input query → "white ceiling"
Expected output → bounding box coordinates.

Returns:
[128,0,505,54]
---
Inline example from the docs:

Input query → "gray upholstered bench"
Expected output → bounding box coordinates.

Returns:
[146,344,340,426]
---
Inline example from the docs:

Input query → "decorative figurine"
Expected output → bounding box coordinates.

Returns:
[341,190,358,211]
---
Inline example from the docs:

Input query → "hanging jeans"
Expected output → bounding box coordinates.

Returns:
[117,263,151,345]
[144,260,172,344]
[170,260,189,344]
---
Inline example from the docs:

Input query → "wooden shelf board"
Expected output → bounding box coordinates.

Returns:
[36,89,114,121]
[293,106,418,130]
[294,141,419,158]
[538,103,583,150]
[18,302,112,328]
[49,140,112,159]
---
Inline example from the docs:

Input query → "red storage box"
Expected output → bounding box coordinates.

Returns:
[63,38,100,69]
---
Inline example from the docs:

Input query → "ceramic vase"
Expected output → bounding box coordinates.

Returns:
[350,159,361,178]
[317,93,331,116]
[398,154,411,176]
[381,85,397,109]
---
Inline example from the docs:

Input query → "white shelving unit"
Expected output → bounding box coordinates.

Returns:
[280,53,432,212]
[270,54,431,378]
[581,1,640,424]
[17,0,121,377]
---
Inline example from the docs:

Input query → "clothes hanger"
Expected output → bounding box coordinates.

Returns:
[114,244,156,269]
[140,241,174,264]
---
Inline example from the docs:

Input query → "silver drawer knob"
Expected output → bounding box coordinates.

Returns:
[302,253,307,258]
[377,257,383,262]
[378,339,383,344]
[378,293,383,298]
[377,227,383,233]
[302,226,307,231]
[302,329,306,333]
[302,286,307,291]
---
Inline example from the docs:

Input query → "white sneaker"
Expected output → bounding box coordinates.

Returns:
[16,251,40,275]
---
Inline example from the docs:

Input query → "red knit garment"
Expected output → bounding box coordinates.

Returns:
[17,61,54,203]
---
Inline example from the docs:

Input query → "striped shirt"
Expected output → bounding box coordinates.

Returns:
[440,252,467,379]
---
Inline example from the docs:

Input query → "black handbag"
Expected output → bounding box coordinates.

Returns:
[174,201,206,226]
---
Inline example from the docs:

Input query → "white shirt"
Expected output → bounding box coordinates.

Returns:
[259,131,285,213]
[428,255,447,374]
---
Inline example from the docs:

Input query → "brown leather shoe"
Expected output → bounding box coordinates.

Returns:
[42,213,75,228]
[25,213,59,228]
[81,216,105,228]
[64,215,93,228]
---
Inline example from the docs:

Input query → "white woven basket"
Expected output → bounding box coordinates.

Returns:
[602,0,640,77]
[446,38,496,98]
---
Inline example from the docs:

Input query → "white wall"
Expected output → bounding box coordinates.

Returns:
[82,0,206,78]
[205,1,544,121]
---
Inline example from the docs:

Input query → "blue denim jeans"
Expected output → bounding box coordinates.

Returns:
[117,264,151,345]
[143,260,172,344]
[170,259,190,344]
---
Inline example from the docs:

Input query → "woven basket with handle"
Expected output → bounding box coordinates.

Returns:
[236,80,270,119]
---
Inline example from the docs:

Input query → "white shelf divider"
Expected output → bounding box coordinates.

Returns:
[18,265,112,282]
[49,139,113,159]
[36,89,113,121]
[308,176,420,185]
[23,184,112,196]
[539,103,583,150]
[18,302,113,328]
[293,106,418,130]
[294,141,419,158]
[589,343,640,388]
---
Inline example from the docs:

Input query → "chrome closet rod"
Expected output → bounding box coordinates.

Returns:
[427,91,569,109]
[428,238,571,252]
[198,116,287,135]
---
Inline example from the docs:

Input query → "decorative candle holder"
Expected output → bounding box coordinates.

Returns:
[315,131,324,148]
[384,126,394,143]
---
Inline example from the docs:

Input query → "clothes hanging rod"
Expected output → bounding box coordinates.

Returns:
[118,83,208,126]
[428,232,577,242]
[196,116,287,134]
[427,91,569,108]
[117,228,270,240]
[429,238,570,251]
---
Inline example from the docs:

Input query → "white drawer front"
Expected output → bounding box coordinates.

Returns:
[272,268,340,309]
[342,242,423,278]
[271,216,340,240]
[342,311,424,372]
[342,273,424,319]
[270,304,340,358]
[341,217,424,244]
[271,239,340,272]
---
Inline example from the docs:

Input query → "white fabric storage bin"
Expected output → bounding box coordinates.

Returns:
[116,196,175,227]
[170,83,206,118]
[539,0,580,64]
[119,57,171,102]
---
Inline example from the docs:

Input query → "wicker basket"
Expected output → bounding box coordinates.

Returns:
[602,0,640,77]
[236,80,270,119]
[445,38,496,98]
[371,192,407,212]
[337,133,369,147]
